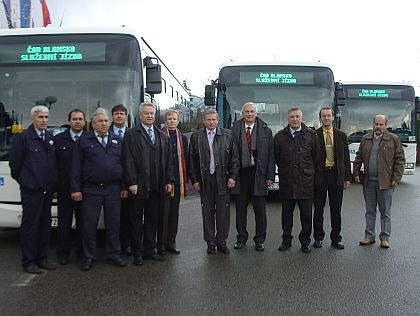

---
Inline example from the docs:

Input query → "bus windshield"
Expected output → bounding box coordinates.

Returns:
[340,85,416,143]
[218,65,335,134]
[0,33,142,161]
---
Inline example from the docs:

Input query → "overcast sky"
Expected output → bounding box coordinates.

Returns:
[46,0,420,96]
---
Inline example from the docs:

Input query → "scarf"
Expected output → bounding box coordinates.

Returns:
[163,127,187,200]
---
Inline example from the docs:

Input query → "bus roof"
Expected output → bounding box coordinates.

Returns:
[219,60,332,69]
[341,81,415,89]
[0,26,139,37]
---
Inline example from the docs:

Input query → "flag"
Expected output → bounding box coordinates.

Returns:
[41,0,51,26]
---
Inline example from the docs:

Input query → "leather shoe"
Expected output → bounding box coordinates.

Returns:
[81,259,93,271]
[234,241,246,250]
[313,240,323,248]
[207,245,216,254]
[24,264,42,274]
[143,253,165,261]
[278,243,292,251]
[332,241,345,249]
[106,257,127,267]
[133,256,144,266]
[359,238,375,246]
[380,240,390,248]
[166,247,181,254]
[217,244,230,254]
[255,243,265,251]
[121,246,132,256]
[157,248,166,256]
[57,257,69,265]
[301,245,311,253]
[37,260,56,270]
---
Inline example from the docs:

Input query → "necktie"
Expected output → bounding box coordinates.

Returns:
[39,131,45,141]
[208,131,215,174]
[246,126,252,158]
[325,131,334,163]
[74,135,79,142]
[147,128,155,145]
[293,130,300,138]
[118,129,123,139]
[100,136,107,148]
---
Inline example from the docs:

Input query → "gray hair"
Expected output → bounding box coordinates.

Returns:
[139,102,156,113]
[30,105,49,117]
[288,107,303,116]
[373,114,388,124]
[204,108,218,118]
[242,102,256,112]
[92,107,109,122]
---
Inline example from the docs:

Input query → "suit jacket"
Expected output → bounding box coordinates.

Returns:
[230,117,275,196]
[123,125,173,199]
[315,126,351,186]
[10,124,57,191]
[273,123,320,199]
[189,127,239,196]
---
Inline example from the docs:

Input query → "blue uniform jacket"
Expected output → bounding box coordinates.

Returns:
[9,124,57,191]
[70,131,125,194]
[54,129,78,192]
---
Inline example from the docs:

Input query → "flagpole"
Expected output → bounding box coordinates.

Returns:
[2,0,14,28]
[59,9,65,27]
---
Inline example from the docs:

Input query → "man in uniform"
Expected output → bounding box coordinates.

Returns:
[313,107,351,250]
[111,104,131,256]
[123,102,173,265]
[231,102,275,251]
[55,109,85,265]
[274,107,320,253]
[189,109,240,254]
[10,105,57,273]
[71,107,128,271]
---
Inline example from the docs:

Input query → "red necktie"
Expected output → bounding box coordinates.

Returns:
[246,127,251,157]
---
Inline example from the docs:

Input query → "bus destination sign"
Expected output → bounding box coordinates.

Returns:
[240,72,314,85]
[0,43,106,63]
[347,88,402,99]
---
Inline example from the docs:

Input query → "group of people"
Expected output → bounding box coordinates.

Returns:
[9,101,405,274]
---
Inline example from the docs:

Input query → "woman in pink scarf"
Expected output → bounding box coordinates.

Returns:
[158,109,188,255]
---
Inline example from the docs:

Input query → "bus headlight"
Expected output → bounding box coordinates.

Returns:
[404,163,414,169]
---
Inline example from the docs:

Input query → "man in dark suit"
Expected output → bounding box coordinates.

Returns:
[123,102,173,265]
[54,109,85,265]
[111,104,131,257]
[231,102,275,251]
[274,107,320,253]
[189,109,240,255]
[71,107,128,271]
[10,105,58,273]
[313,107,351,249]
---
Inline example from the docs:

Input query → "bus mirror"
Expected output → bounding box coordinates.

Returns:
[144,57,162,95]
[415,97,420,113]
[204,85,216,106]
[335,82,345,106]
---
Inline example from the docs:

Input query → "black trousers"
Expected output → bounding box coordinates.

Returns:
[235,167,267,244]
[157,184,181,250]
[56,191,82,259]
[281,198,312,246]
[200,174,230,246]
[313,168,343,242]
[129,192,160,257]
[119,198,130,249]
[20,189,53,267]
[81,186,121,261]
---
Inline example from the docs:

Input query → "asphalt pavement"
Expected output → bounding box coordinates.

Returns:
[1,170,420,315]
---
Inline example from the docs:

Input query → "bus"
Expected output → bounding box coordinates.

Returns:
[0,26,180,227]
[339,82,419,175]
[204,61,344,189]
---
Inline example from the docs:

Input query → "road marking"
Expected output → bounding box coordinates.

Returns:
[11,272,45,287]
